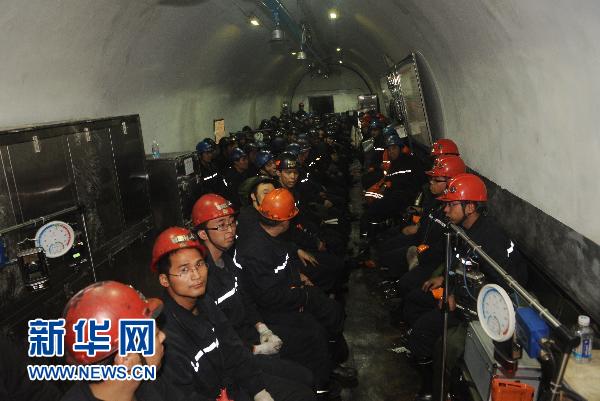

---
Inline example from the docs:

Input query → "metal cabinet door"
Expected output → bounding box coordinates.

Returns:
[4,136,77,222]
[110,119,152,227]
[67,129,124,251]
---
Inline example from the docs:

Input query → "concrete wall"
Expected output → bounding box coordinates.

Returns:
[0,0,598,258]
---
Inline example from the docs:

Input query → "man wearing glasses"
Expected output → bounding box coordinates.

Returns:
[151,227,314,401]
[191,194,315,390]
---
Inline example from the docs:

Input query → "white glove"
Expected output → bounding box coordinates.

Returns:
[406,246,419,271]
[253,341,280,355]
[254,389,274,401]
[256,323,283,348]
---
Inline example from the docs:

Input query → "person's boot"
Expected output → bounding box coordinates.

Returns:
[414,358,434,401]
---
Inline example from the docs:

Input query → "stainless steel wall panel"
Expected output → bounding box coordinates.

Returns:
[0,146,17,230]
[110,118,152,228]
[7,136,76,221]
[67,129,124,252]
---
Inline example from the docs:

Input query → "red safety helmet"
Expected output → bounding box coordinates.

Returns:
[192,194,236,227]
[63,281,162,365]
[257,188,299,221]
[431,139,459,156]
[150,227,205,272]
[426,155,467,178]
[437,173,487,202]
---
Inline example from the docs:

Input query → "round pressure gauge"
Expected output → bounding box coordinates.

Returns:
[477,284,516,342]
[35,221,75,258]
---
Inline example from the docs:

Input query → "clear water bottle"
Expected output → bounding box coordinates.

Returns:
[151,140,160,159]
[572,315,593,363]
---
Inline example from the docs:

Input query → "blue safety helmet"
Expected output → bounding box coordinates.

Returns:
[385,134,404,148]
[255,150,274,169]
[229,147,247,162]
[196,139,214,154]
[276,151,298,171]
[383,125,397,137]
[285,143,301,156]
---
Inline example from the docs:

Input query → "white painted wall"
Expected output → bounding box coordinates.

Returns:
[0,0,598,244]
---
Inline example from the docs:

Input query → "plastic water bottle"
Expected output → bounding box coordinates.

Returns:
[151,140,160,159]
[572,315,593,363]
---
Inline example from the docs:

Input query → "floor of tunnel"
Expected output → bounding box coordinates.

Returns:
[341,161,420,401]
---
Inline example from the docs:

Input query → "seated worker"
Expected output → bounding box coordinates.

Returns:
[244,142,260,177]
[360,119,387,189]
[277,152,350,258]
[405,173,528,401]
[360,133,427,240]
[274,153,348,293]
[61,281,170,401]
[197,138,229,197]
[192,194,334,396]
[151,228,314,401]
[235,188,358,396]
[224,147,250,208]
[214,137,238,171]
[374,155,467,289]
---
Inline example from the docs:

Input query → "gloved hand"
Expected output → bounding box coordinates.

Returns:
[256,323,283,348]
[253,341,280,355]
[254,389,274,401]
[406,246,419,270]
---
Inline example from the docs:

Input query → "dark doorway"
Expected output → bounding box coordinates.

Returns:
[308,96,334,115]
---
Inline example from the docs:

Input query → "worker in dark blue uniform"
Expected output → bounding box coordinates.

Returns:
[360,133,427,239]
[197,139,229,197]
[235,188,358,398]
[191,193,330,394]
[405,173,528,401]
[151,227,314,401]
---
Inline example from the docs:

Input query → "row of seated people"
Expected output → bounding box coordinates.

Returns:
[56,114,360,401]
[356,111,529,401]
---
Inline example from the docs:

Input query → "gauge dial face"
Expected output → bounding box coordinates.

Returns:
[477,284,516,342]
[35,221,75,258]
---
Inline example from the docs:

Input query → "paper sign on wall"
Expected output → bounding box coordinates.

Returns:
[214,119,225,143]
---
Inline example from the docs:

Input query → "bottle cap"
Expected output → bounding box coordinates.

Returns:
[578,315,590,327]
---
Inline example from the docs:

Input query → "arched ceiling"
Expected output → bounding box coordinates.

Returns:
[1,0,600,244]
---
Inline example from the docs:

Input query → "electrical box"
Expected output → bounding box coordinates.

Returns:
[146,152,203,231]
[464,321,542,401]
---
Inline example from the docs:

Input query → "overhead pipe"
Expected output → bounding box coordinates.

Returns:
[259,0,329,71]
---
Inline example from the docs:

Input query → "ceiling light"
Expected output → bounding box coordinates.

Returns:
[270,11,284,41]
[329,10,338,20]
[291,52,297,56]
[272,26,284,40]
[338,60,343,64]
[336,47,341,52]
[249,16,260,26]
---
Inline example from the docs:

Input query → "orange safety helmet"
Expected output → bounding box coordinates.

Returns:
[426,155,467,178]
[257,188,299,221]
[431,139,459,156]
[192,194,236,227]
[437,173,487,202]
[150,227,205,272]
[63,281,162,365]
